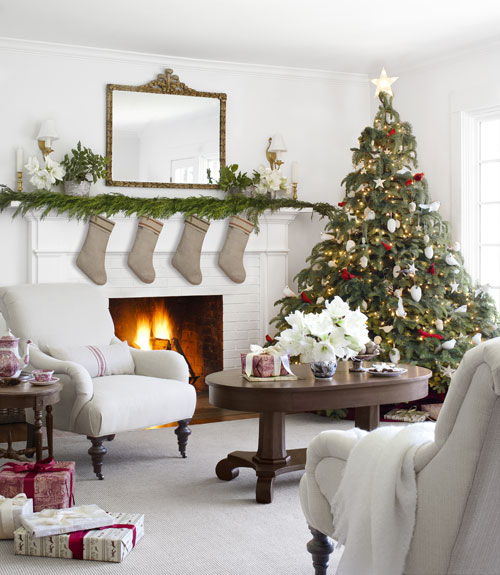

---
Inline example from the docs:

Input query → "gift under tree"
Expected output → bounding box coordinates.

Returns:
[271,69,499,393]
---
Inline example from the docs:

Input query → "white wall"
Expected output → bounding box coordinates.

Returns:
[392,43,500,239]
[0,39,369,307]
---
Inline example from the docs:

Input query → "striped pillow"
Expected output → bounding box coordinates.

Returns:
[47,340,135,378]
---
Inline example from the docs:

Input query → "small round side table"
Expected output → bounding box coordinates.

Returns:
[0,381,62,462]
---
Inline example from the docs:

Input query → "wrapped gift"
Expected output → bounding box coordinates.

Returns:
[0,459,75,512]
[14,512,144,563]
[20,505,114,538]
[0,493,33,539]
[241,345,293,378]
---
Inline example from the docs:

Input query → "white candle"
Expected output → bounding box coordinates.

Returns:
[291,161,299,183]
[16,147,24,172]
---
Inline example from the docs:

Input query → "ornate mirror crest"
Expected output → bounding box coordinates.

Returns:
[106,69,227,189]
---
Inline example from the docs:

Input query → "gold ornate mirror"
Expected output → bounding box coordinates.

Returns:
[106,69,226,189]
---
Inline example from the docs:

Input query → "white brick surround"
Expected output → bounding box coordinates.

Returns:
[20,209,305,369]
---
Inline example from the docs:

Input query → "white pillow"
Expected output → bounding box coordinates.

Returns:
[47,340,135,378]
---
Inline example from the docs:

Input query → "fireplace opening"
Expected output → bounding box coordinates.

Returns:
[109,296,223,393]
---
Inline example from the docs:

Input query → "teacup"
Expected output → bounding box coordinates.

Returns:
[32,369,54,383]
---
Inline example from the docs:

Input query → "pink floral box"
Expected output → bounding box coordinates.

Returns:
[241,353,290,378]
[0,461,75,512]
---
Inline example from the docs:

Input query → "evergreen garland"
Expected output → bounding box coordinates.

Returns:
[0,187,337,230]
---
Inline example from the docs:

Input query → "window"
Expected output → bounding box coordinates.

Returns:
[461,111,500,308]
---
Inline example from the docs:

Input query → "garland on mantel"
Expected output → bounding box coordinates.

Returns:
[0,188,338,229]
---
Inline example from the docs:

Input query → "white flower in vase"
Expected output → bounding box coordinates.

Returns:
[24,155,65,191]
[24,156,40,175]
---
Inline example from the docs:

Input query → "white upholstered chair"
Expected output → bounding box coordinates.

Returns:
[300,338,500,575]
[0,283,197,479]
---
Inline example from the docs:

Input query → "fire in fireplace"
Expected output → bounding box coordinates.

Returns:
[109,296,223,393]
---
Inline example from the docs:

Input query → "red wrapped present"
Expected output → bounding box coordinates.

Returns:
[241,346,293,378]
[0,458,75,512]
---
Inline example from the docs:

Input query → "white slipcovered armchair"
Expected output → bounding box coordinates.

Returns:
[0,283,196,479]
[300,338,500,575]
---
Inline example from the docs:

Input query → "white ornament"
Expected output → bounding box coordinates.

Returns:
[396,296,407,317]
[454,305,467,314]
[419,201,441,212]
[371,67,399,98]
[423,234,430,244]
[453,241,461,251]
[389,346,401,363]
[407,262,417,275]
[316,296,325,304]
[394,288,403,298]
[441,339,456,350]
[373,335,382,345]
[445,253,459,266]
[408,202,416,212]
[364,207,376,221]
[424,246,434,259]
[387,218,397,233]
[347,211,356,222]
[381,325,393,333]
[450,281,459,293]
[442,365,456,379]
[321,232,335,241]
[435,319,444,331]
[472,333,482,346]
[393,265,401,278]
[360,167,367,174]
[410,285,422,303]
[374,178,386,189]
[395,219,401,228]
[361,300,368,310]
[346,239,356,252]
[360,255,368,268]
[283,285,298,298]
[328,260,336,268]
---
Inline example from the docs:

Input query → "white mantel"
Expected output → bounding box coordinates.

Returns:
[10,207,307,368]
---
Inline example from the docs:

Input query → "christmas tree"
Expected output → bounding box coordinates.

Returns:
[272,71,499,393]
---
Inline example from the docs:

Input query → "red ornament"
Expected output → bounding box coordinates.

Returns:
[265,334,273,343]
[387,128,396,137]
[419,329,444,340]
[341,268,357,280]
[428,263,436,275]
[405,179,413,187]
[301,291,313,304]
[338,201,347,207]
[381,241,392,251]
[413,172,425,182]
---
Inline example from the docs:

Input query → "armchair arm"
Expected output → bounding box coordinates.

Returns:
[129,348,189,383]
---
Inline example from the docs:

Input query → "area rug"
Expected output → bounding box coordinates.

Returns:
[0,413,349,575]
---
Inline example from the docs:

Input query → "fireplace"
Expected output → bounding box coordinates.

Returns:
[109,296,223,393]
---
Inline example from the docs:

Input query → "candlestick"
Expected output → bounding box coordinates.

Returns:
[17,172,23,192]
[291,161,299,184]
[292,182,298,200]
[16,147,24,172]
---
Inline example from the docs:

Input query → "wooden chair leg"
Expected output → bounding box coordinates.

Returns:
[87,435,114,480]
[174,419,191,458]
[25,423,35,458]
[307,527,334,575]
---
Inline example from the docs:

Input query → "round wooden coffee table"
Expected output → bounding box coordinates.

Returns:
[0,381,62,462]
[206,362,431,503]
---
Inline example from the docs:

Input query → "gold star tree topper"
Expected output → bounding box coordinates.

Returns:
[371,67,399,97]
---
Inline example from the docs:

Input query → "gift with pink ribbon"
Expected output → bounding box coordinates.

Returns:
[0,458,75,512]
[241,344,294,379]
[0,493,33,539]
[14,512,144,563]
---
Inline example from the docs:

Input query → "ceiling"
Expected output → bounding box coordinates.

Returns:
[1,0,500,74]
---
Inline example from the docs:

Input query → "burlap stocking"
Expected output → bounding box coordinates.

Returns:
[172,216,210,285]
[218,215,254,283]
[128,217,163,283]
[76,215,115,285]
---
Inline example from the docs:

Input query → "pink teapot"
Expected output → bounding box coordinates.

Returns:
[0,330,31,378]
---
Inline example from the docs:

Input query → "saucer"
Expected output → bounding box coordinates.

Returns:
[28,377,60,386]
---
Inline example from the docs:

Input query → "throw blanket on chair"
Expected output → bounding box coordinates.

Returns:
[331,423,435,575]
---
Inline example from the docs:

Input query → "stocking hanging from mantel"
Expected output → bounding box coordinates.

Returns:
[76,215,115,285]
[172,215,210,285]
[128,216,164,284]
[218,215,254,284]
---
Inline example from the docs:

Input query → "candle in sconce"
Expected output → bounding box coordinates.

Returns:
[16,147,24,172]
[291,161,299,183]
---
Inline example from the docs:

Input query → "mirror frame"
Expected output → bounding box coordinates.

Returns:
[106,68,227,189]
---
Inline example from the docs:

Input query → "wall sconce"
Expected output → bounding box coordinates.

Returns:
[266,134,287,169]
[37,119,59,159]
